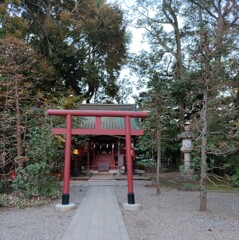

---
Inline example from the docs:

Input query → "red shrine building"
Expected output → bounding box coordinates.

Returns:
[48,104,148,205]
[71,104,142,175]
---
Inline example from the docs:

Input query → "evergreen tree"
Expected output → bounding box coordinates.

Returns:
[17,0,128,102]
[184,0,239,211]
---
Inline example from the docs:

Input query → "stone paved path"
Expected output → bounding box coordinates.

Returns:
[61,182,129,240]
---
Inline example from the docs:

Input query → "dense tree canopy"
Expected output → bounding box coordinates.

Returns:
[1,0,128,102]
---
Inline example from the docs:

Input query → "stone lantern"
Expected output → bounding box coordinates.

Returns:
[179,125,195,173]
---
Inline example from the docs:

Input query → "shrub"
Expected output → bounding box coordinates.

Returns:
[26,126,64,167]
[0,194,10,207]
[136,159,155,172]
[12,162,60,199]
[230,168,239,187]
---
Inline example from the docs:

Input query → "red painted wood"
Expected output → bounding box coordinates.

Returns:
[63,114,72,195]
[48,109,148,118]
[51,128,144,136]
[96,116,101,129]
[125,115,133,194]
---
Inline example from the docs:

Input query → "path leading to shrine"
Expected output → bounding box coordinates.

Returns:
[61,176,129,240]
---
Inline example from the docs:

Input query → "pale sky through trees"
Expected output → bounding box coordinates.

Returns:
[108,0,149,103]
[109,0,149,53]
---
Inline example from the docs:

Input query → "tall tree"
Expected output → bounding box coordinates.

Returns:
[132,51,177,194]
[0,36,38,171]
[4,0,128,102]
[184,0,239,211]
[131,0,186,131]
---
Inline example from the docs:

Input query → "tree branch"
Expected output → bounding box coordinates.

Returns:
[190,0,217,19]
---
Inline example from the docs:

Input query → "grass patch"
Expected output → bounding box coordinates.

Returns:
[206,175,239,192]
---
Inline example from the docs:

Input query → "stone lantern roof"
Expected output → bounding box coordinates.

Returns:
[179,126,195,140]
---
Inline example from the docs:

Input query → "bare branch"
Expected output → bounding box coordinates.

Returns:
[144,26,176,57]
[190,0,217,19]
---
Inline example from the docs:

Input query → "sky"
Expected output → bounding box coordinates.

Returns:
[109,0,149,54]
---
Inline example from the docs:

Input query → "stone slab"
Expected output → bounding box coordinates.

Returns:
[122,203,141,211]
[61,186,129,240]
[55,203,76,212]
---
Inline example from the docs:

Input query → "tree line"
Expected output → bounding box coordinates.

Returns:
[129,0,238,210]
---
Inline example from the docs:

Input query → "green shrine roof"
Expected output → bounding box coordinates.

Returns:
[78,104,142,130]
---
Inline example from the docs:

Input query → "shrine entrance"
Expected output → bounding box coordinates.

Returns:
[48,105,148,206]
[71,135,126,174]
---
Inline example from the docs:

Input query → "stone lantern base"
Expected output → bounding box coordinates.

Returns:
[176,169,195,181]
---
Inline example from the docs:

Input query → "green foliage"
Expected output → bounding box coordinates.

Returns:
[3,0,128,102]
[0,36,41,180]
[224,156,239,187]
[56,90,84,110]
[229,169,239,187]
[0,194,10,207]
[130,0,239,183]
[26,126,63,166]
[135,88,180,168]
[136,159,155,172]
[12,162,60,199]
[0,177,12,194]
[10,115,62,199]
[191,152,201,171]
[0,1,28,38]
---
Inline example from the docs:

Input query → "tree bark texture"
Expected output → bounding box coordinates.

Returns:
[199,5,209,212]
[200,88,208,211]
[156,109,161,195]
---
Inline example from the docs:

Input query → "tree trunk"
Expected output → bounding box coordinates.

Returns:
[199,5,208,212]
[156,109,161,195]
[200,88,208,211]
[163,0,185,132]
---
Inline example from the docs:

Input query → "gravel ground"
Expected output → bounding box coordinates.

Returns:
[115,180,239,240]
[0,179,239,240]
[0,183,88,240]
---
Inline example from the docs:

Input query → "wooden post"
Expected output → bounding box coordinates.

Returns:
[118,138,120,175]
[62,114,72,205]
[125,116,135,204]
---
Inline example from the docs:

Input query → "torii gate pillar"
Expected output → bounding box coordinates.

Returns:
[125,115,135,204]
[62,114,72,204]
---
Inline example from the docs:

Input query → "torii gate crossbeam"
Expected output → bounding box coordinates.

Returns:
[48,109,148,205]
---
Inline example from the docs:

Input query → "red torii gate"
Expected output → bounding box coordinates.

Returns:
[48,109,148,205]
